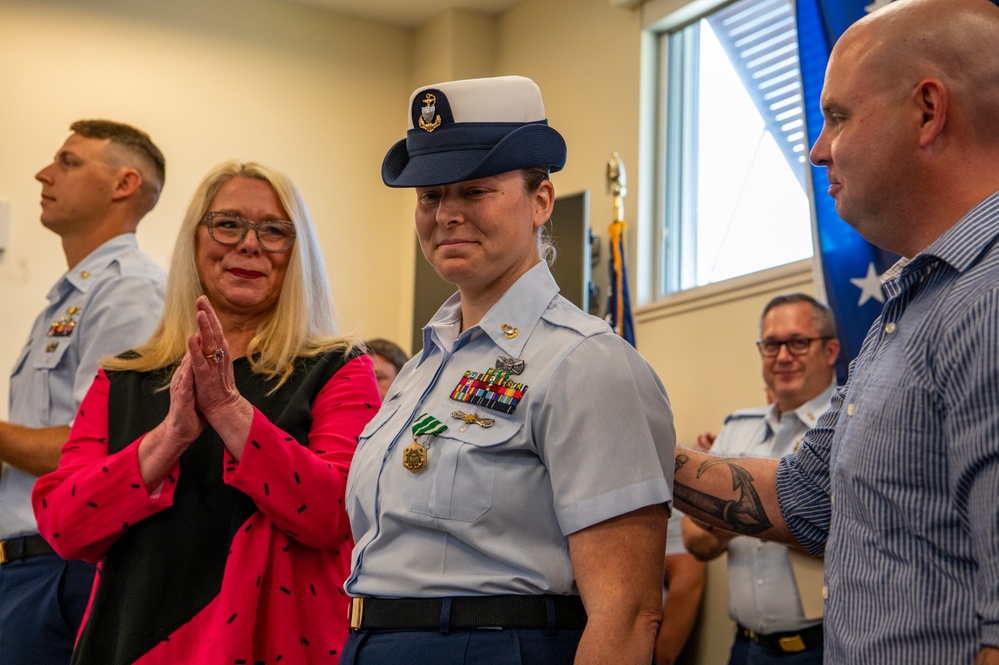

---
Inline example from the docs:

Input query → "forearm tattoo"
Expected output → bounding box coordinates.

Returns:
[673,458,772,536]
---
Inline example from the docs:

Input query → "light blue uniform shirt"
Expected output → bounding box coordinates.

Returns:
[778,191,999,663]
[1,234,165,539]
[346,262,675,597]
[712,385,833,635]
[663,508,690,607]
[665,508,688,558]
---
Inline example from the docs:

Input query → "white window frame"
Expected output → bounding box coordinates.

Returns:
[636,0,814,307]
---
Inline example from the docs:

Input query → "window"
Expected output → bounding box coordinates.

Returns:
[652,0,811,296]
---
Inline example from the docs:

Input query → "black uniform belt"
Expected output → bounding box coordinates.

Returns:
[737,623,823,653]
[0,534,56,565]
[349,595,587,631]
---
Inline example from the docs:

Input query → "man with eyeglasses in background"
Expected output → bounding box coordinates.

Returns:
[0,120,166,664]
[683,293,838,665]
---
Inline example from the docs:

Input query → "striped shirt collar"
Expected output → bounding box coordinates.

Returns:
[882,189,999,297]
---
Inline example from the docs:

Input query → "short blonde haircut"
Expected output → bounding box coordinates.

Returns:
[105,160,356,387]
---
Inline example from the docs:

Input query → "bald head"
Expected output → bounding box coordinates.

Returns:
[810,0,999,256]
[842,0,999,144]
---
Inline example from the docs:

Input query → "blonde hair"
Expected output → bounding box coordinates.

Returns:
[105,160,356,387]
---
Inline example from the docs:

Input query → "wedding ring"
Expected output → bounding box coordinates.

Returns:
[205,348,224,364]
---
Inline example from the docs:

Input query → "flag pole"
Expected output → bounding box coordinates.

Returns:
[606,152,636,346]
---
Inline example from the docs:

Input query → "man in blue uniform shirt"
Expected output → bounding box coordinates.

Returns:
[672,1,999,662]
[655,508,706,665]
[0,120,167,664]
[683,294,838,664]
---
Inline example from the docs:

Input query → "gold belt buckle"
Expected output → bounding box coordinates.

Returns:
[0,540,7,564]
[349,597,364,629]
[778,635,807,653]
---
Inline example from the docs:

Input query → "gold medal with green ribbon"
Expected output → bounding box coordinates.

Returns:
[403,413,448,474]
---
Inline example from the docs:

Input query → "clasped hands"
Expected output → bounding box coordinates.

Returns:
[163,296,247,448]
[138,297,255,490]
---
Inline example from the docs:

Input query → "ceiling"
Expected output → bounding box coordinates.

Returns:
[280,0,523,28]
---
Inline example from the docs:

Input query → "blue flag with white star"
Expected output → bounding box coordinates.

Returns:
[797,0,899,383]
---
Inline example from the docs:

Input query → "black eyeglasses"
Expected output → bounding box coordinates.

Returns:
[200,212,296,252]
[756,336,833,358]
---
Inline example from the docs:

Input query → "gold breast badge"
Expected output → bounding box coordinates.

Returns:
[450,410,495,432]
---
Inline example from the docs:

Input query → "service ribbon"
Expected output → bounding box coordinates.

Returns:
[411,413,448,438]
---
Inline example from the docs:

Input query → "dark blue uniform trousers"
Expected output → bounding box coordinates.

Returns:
[342,627,584,665]
[0,554,95,665]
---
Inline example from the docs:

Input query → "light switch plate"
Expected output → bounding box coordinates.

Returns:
[0,200,9,253]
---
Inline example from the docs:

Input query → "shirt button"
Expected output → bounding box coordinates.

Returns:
[847,403,856,416]
[822,585,829,600]
[885,322,897,334]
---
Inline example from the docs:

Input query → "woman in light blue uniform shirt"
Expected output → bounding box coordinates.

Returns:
[343,75,676,665]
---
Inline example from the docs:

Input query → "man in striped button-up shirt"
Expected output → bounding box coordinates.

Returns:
[672,0,999,663]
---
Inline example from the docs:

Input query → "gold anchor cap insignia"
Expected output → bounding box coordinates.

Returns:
[418,93,441,132]
[501,323,518,339]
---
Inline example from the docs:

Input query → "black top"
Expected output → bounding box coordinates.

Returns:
[72,351,353,665]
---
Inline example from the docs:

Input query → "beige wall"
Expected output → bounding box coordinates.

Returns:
[0,0,817,662]
[639,262,815,664]
[0,0,413,416]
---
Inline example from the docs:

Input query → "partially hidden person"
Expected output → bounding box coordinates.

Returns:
[0,119,166,665]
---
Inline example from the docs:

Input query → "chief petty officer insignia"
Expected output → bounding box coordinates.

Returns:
[419,93,441,132]
[450,366,528,415]
[47,306,81,338]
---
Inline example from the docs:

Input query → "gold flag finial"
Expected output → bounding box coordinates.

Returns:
[606,152,627,222]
